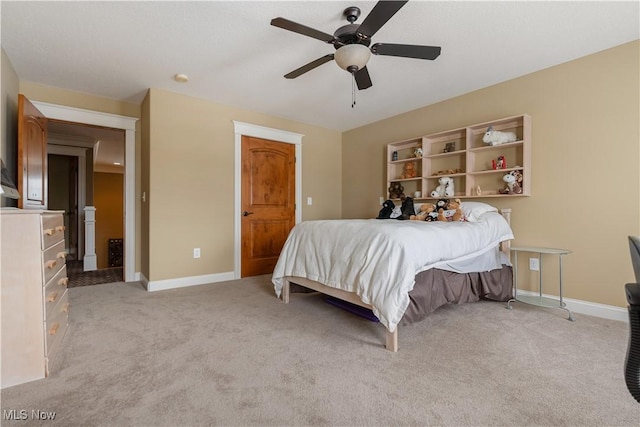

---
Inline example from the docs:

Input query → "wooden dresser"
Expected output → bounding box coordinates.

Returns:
[1,209,70,389]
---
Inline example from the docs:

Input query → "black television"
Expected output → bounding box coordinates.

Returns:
[0,159,20,199]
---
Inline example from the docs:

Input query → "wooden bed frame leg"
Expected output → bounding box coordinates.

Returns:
[386,328,398,352]
[282,279,290,304]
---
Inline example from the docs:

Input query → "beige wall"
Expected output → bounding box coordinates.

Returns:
[1,48,20,208]
[94,172,124,269]
[342,41,640,308]
[144,88,342,281]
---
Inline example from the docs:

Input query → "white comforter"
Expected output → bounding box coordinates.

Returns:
[271,212,514,332]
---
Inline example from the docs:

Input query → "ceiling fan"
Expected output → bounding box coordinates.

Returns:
[271,0,441,91]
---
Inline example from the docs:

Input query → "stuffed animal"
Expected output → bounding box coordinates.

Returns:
[437,208,448,222]
[413,147,423,158]
[444,178,455,197]
[430,176,453,198]
[434,198,449,213]
[388,182,405,199]
[410,203,436,221]
[447,198,464,221]
[499,170,523,194]
[400,162,417,179]
[483,126,517,146]
[397,197,415,221]
[376,199,395,219]
[434,198,464,222]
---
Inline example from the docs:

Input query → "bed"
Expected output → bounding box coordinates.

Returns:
[271,202,514,352]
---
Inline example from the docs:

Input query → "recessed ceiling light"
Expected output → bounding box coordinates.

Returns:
[174,74,189,83]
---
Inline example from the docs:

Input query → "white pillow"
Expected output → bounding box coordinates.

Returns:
[461,202,498,222]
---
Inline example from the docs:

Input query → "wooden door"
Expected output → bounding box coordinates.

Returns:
[241,136,295,277]
[18,94,48,209]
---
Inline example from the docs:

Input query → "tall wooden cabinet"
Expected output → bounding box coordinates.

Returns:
[386,114,531,200]
[1,209,70,389]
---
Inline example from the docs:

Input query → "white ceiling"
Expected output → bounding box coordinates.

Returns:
[2,1,639,135]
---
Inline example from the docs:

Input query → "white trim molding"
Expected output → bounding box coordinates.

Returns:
[143,271,236,292]
[515,289,628,323]
[33,101,138,282]
[83,206,97,271]
[232,121,304,279]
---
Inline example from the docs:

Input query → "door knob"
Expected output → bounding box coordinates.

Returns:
[243,211,254,217]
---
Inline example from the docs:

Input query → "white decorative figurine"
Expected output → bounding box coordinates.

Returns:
[482,126,517,146]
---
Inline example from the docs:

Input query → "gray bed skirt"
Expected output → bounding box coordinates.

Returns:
[402,265,513,325]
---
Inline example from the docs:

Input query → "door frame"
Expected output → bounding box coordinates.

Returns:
[33,101,138,282]
[232,121,303,279]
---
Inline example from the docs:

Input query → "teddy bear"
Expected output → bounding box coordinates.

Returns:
[435,198,464,222]
[410,203,436,221]
[446,198,464,222]
[399,162,417,179]
[388,182,405,199]
[430,176,453,198]
[437,208,448,222]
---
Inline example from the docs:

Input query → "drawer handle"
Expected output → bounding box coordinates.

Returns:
[56,251,67,259]
[45,260,57,269]
[63,303,70,313]
[49,323,60,335]
[44,228,54,236]
[47,291,59,303]
[59,277,69,287]
[55,225,65,232]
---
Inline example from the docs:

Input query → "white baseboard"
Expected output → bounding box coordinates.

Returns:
[516,290,628,323]
[142,271,236,292]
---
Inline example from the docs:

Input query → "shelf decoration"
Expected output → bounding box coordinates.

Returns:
[386,114,531,199]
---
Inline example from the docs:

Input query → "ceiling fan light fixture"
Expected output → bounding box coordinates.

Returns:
[174,73,189,83]
[334,44,371,72]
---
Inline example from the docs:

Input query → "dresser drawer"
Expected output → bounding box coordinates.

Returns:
[44,266,68,317]
[45,289,69,357]
[41,214,64,250]
[42,240,66,285]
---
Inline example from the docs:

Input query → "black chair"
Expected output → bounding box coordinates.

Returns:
[625,236,640,403]
[629,236,640,283]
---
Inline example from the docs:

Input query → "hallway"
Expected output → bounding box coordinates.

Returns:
[66,260,124,288]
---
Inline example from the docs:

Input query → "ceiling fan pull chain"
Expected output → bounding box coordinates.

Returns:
[351,73,356,108]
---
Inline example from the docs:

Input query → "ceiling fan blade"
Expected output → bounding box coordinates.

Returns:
[371,43,441,60]
[271,17,336,43]
[357,1,408,39]
[354,67,372,90]
[284,54,335,79]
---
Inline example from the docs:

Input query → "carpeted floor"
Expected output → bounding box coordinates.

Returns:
[66,260,123,288]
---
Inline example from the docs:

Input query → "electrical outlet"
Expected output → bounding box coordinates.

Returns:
[529,257,539,271]
[193,248,201,259]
